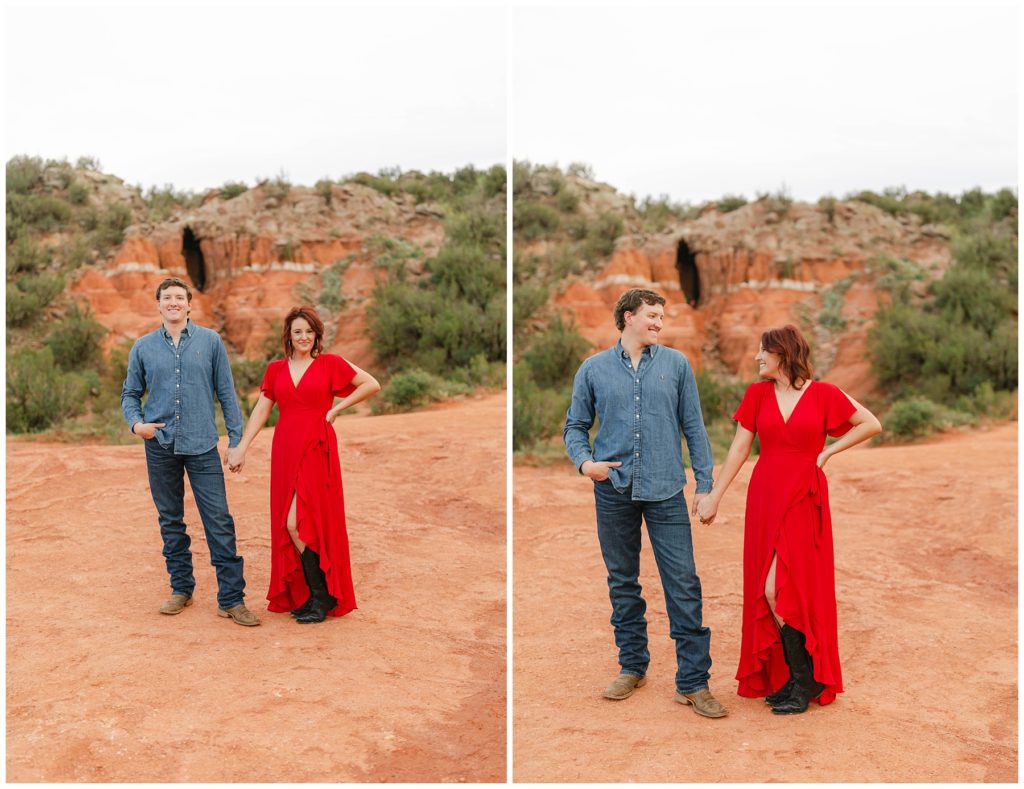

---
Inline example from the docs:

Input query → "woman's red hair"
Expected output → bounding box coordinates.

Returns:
[761,325,813,388]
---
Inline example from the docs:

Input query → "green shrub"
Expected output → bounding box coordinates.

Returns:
[513,370,571,451]
[989,188,1017,221]
[520,316,590,389]
[513,281,549,333]
[7,272,65,326]
[583,211,623,260]
[556,187,579,212]
[44,302,108,371]
[718,195,748,213]
[444,205,504,249]
[318,258,350,309]
[513,200,560,239]
[694,369,748,425]
[7,193,72,230]
[378,369,446,410]
[315,178,334,205]
[219,181,249,200]
[6,156,45,194]
[818,196,837,223]
[883,396,976,439]
[60,233,94,269]
[67,180,89,204]
[818,277,853,332]
[7,347,88,433]
[7,233,51,274]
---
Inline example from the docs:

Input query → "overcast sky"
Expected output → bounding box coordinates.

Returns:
[5,2,1018,202]
[511,2,1018,203]
[5,2,507,192]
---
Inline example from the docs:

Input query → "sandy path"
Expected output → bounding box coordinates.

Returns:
[513,423,1017,782]
[7,393,506,782]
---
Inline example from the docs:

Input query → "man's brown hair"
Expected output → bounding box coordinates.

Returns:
[613,288,666,331]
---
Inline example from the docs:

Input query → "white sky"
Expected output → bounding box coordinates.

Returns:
[511,2,1019,203]
[4,2,1018,202]
[5,2,507,192]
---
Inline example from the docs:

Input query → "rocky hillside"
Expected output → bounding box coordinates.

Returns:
[514,165,956,396]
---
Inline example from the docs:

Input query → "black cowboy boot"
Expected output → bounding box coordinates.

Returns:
[770,624,825,715]
[289,552,316,618]
[765,645,796,706]
[296,548,337,624]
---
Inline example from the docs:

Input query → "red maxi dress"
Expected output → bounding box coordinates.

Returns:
[732,379,856,705]
[259,353,358,617]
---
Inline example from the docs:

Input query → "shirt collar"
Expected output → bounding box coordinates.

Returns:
[615,338,658,359]
[162,319,194,339]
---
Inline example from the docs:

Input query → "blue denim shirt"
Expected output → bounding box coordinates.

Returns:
[564,340,713,501]
[121,320,243,454]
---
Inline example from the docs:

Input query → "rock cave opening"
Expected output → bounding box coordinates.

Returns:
[676,239,701,306]
[182,227,207,292]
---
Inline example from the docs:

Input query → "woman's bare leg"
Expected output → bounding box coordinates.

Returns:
[285,493,306,554]
[765,553,785,627]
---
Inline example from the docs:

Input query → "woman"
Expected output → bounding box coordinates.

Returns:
[227,306,380,623]
[696,325,881,714]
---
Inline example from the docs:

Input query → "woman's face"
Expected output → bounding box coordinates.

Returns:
[755,345,781,380]
[290,317,317,356]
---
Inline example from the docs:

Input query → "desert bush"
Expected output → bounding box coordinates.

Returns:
[67,179,89,204]
[7,233,51,274]
[583,211,623,260]
[513,369,572,451]
[445,204,504,248]
[373,368,469,413]
[314,178,334,205]
[318,258,350,309]
[520,316,590,390]
[513,281,549,333]
[7,192,72,230]
[219,181,249,200]
[6,155,45,194]
[60,233,94,269]
[513,200,560,239]
[818,277,853,332]
[694,369,748,425]
[885,396,948,439]
[989,188,1017,222]
[718,195,748,213]
[44,302,108,371]
[7,272,65,326]
[7,347,88,433]
[556,187,580,212]
[427,242,504,306]
[818,196,837,223]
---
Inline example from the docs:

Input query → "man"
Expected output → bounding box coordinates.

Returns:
[121,277,259,626]
[563,288,725,717]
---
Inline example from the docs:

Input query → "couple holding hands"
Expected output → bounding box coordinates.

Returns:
[121,277,379,627]
[564,288,882,717]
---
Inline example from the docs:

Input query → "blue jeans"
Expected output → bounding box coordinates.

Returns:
[144,440,246,609]
[593,481,712,694]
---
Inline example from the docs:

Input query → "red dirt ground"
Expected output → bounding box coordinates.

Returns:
[7,393,506,782]
[513,422,1017,782]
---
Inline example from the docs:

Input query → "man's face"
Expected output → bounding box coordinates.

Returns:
[624,302,664,346]
[158,286,190,324]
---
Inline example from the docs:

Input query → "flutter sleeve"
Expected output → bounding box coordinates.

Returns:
[824,382,857,437]
[259,360,280,402]
[330,354,358,398]
[732,383,761,433]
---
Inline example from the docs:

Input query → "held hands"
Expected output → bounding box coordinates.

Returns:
[581,460,622,482]
[133,422,165,440]
[225,446,245,473]
[695,494,718,526]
